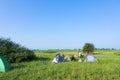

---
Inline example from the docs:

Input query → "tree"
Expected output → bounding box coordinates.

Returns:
[82,43,95,54]
[0,38,36,63]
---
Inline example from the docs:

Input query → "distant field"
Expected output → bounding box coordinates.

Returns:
[0,50,120,80]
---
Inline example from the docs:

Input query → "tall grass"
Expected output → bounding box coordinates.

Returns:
[0,50,120,80]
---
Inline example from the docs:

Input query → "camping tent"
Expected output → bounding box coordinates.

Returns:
[52,53,64,63]
[0,56,11,72]
[85,55,98,62]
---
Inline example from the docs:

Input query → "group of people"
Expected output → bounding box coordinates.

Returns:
[52,51,98,64]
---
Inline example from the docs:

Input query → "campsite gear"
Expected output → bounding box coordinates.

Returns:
[52,53,64,63]
[78,52,84,58]
[0,56,11,72]
[85,55,98,62]
[64,55,71,61]
[71,55,76,61]
[52,57,58,64]
[78,58,82,62]
[56,53,64,62]
[78,52,81,58]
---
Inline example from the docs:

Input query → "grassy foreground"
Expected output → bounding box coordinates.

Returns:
[0,50,120,80]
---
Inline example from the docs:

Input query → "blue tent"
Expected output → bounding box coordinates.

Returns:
[52,53,64,63]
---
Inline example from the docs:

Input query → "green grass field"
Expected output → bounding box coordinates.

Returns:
[0,50,120,80]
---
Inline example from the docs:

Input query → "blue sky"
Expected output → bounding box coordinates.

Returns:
[0,0,120,49]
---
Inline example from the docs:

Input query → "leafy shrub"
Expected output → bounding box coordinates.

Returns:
[82,43,95,53]
[0,38,35,63]
[114,51,120,56]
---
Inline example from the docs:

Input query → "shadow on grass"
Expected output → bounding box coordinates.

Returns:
[11,64,26,70]
[34,57,51,61]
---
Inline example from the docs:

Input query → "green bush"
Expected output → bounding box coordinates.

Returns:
[114,51,120,56]
[82,43,95,53]
[0,38,35,63]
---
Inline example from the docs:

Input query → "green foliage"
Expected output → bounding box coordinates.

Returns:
[114,51,120,56]
[0,38,35,63]
[82,43,95,53]
[41,50,58,53]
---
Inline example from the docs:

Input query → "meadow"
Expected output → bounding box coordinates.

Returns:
[0,50,120,80]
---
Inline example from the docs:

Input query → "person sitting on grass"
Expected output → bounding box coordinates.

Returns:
[85,51,98,62]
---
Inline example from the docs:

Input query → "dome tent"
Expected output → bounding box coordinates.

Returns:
[0,56,11,72]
